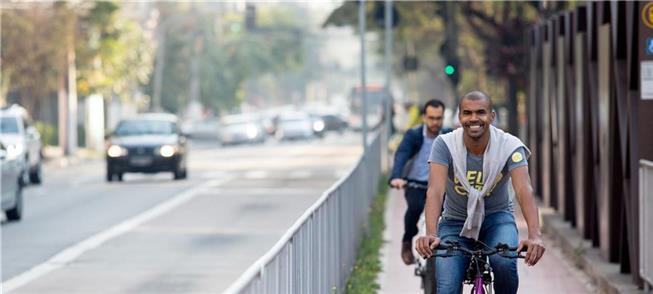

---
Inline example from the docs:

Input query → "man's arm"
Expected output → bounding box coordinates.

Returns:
[389,129,417,187]
[415,162,447,258]
[510,165,546,266]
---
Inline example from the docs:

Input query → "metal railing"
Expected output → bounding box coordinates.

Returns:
[224,132,382,294]
[640,160,653,288]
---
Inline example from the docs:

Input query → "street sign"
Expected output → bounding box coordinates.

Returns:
[641,61,653,100]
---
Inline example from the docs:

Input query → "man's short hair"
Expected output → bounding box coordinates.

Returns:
[422,99,445,115]
[459,91,493,112]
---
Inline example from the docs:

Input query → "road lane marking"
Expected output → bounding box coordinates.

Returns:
[3,176,233,293]
[244,170,268,179]
[288,170,312,179]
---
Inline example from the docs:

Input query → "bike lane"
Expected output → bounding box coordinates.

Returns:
[377,188,595,293]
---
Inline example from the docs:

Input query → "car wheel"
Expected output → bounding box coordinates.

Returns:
[173,165,187,180]
[6,182,23,221]
[29,162,42,184]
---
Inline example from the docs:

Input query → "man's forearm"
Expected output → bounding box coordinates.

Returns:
[516,188,542,238]
[425,187,444,236]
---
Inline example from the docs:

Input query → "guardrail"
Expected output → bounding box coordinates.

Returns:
[640,160,653,290]
[224,132,382,294]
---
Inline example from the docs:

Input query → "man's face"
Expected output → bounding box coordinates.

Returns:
[458,98,495,140]
[422,106,444,136]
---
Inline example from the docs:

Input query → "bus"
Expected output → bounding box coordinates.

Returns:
[347,84,392,131]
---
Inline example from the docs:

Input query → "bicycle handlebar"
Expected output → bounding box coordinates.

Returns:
[433,242,527,259]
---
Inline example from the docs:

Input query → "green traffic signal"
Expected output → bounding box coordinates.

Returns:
[444,65,455,75]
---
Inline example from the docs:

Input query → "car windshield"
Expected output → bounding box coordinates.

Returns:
[114,120,176,136]
[0,116,20,134]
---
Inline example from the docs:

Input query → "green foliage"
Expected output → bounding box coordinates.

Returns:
[76,1,153,99]
[34,121,58,146]
[0,4,72,111]
[345,176,389,294]
[1,2,153,118]
[147,3,305,114]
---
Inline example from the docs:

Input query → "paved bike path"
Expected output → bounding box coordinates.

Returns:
[377,188,595,293]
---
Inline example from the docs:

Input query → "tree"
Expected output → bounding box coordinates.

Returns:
[1,3,72,114]
[145,3,305,114]
[75,1,153,100]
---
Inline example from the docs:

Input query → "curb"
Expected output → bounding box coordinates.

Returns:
[541,209,644,294]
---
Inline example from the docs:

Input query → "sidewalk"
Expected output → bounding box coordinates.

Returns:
[42,146,102,169]
[377,188,596,293]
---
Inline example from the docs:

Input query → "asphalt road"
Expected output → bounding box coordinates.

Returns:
[2,132,362,293]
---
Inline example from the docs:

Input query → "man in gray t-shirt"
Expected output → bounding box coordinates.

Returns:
[415,91,546,294]
[428,137,528,221]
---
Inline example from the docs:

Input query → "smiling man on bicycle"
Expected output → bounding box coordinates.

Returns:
[415,91,545,294]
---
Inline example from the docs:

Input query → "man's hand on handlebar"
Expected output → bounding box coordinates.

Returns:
[517,237,546,266]
[415,235,440,259]
[390,178,407,189]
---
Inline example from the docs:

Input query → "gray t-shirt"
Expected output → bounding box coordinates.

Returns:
[427,136,528,220]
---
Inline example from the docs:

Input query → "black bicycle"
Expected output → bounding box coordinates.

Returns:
[429,241,527,294]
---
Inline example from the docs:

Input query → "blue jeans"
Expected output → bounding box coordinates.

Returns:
[434,211,519,294]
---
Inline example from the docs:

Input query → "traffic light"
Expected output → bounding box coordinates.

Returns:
[440,38,460,87]
[245,4,256,31]
[444,64,456,75]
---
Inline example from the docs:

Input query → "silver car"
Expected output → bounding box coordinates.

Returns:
[218,115,266,146]
[1,142,24,221]
[275,114,316,141]
[0,105,43,184]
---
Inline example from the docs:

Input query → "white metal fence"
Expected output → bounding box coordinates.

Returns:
[640,159,653,289]
[224,132,382,294]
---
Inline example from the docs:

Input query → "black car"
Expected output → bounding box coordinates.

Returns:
[105,113,188,182]
[320,114,347,133]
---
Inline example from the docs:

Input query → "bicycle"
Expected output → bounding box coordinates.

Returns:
[403,180,437,294]
[429,241,527,294]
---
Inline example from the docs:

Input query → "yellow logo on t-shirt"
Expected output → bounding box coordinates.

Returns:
[511,152,523,163]
[453,171,503,196]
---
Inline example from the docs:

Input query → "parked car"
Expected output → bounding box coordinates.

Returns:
[0,104,43,184]
[105,113,188,182]
[275,113,316,141]
[218,114,266,146]
[1,142,24,221]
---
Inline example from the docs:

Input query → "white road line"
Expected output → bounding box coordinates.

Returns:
[288,170,312,179]
[3,176,233,293]
[244,170,268,179]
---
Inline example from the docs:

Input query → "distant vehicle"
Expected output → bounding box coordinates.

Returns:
[1,142,24,221]
[309,114,326,138]
[275,113,316,141]
[218,114,266,146]
[347,85,392,131]
[318,113,347,133]
[0,104,43,184]
[105,113,188,182]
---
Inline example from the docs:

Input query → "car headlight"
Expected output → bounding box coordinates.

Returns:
[6,144,25,159]
[159,145,176,157]
[313,120,325,132]
[246,125,259,139]
[107,145,128,157]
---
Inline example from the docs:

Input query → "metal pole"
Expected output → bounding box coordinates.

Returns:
[359,0,368,155]
[152,27,165,112]
[384,0,393,170]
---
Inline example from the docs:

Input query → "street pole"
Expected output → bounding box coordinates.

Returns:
[359,0,368,155]
[152,27,165,112]
[384,0,393,171]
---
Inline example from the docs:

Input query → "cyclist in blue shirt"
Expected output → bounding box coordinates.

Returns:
[390,99,452,265]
